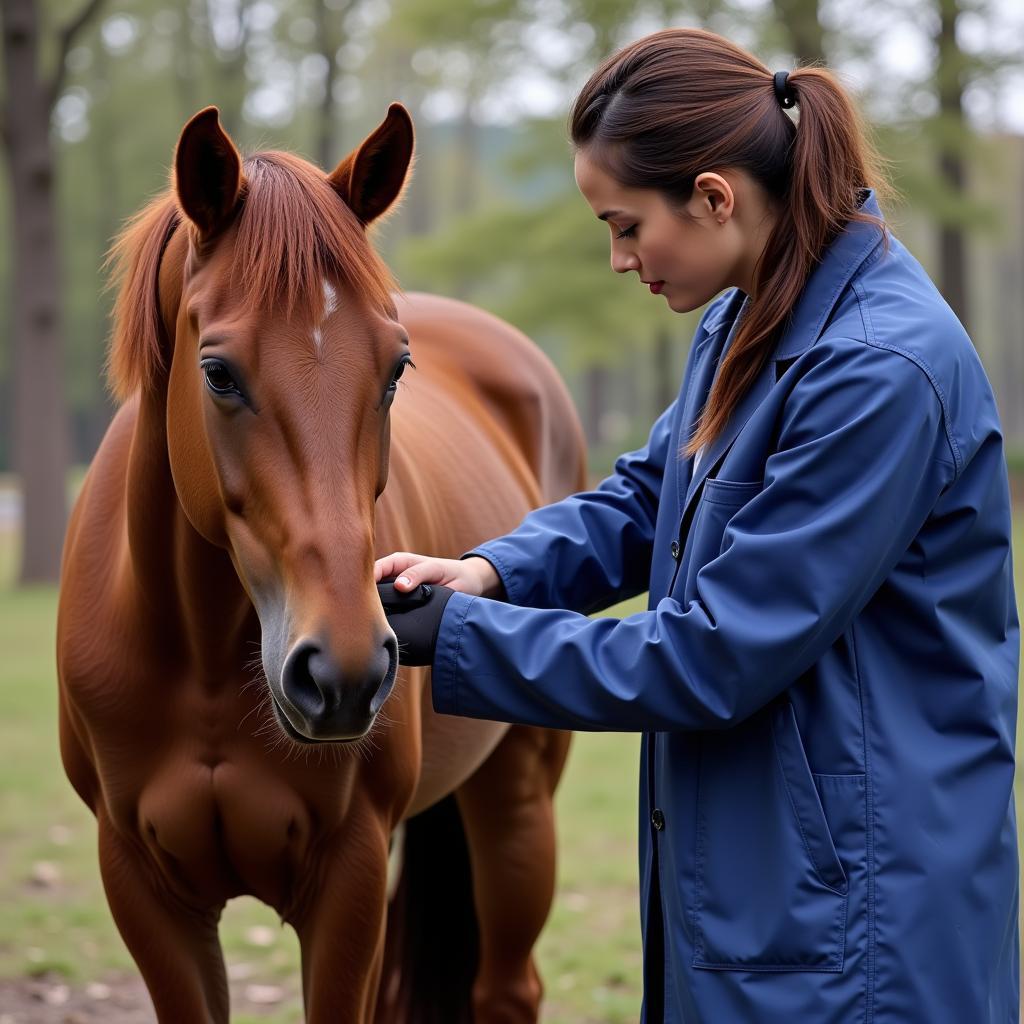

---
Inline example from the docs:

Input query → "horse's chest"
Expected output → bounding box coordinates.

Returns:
[134,754,319,909]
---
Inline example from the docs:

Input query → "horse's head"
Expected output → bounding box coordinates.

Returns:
[118,106,416,743]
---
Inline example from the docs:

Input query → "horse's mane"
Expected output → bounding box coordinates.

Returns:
[105,150,398,403]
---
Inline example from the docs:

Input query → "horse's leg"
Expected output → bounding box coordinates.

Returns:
[98,814,228,1023]
[455,725,570,1024]
[294,805,391,1024]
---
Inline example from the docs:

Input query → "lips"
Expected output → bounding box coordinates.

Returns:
[646,281,665,294]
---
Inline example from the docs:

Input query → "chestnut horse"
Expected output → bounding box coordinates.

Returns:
[55,103,585,1023]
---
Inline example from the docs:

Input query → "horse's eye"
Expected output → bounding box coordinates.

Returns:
[387,357,415,393]
[202,359,239,396]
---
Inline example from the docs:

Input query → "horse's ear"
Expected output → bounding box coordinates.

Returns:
[328,103,414,226]
[174,106,243,238]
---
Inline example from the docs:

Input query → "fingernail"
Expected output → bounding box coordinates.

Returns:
[396,576,411,588]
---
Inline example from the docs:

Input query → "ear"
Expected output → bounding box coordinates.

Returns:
[328,103,414,226]
[693,171,735,223]
[174,106,243,238]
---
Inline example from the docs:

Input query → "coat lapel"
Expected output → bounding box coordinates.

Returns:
[676,289,747,508]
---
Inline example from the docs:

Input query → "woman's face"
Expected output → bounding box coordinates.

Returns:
[573,149,755,313]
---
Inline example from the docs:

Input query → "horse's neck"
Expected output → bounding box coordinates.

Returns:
[125,392,256,673]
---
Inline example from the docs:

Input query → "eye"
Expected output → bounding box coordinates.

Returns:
[201,358,241,397]
[616,225,637,239]
[386,356,416,394]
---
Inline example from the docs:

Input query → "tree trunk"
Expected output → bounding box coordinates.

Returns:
[2,0,70,583]
[88,35,118,464]
[449,93,480,298]
[205,0,251,139]
[314,0,342,169]
[996,153,1024,445]
[584,364,607,449]
[934,0,970,333]
[653,328,675,414]
[770,0,826,66]
[174,0,201,122]
[453,99,479,219]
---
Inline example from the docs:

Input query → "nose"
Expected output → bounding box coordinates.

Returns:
[278,632,398,741]
[610,246,639,275]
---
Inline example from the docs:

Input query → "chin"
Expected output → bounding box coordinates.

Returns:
[667,294,701,314]
[667,286,720,315]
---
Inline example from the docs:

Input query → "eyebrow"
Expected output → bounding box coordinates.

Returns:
[597,210,623,222]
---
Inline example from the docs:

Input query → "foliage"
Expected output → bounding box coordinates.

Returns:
[1,0,1023,472]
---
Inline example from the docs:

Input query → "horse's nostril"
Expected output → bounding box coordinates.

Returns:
[281,641,335,722]
[279,636,397,741]
[370,635,399,716]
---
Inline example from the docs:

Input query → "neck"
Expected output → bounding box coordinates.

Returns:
[734,199,781,300]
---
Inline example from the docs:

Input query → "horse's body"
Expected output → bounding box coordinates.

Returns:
[56,106,585,1022]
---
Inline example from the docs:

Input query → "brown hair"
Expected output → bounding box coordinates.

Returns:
[569,27,895,458]
[105,151,397,403]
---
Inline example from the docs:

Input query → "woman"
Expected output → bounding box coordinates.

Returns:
[375,28,1020,1024]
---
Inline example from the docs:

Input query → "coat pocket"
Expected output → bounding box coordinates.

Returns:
[692,701,865,972]
[678,477,761,604]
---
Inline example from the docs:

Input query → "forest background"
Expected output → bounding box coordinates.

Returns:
[3,0,1024,584]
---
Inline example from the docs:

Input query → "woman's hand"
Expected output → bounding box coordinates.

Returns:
[373,552,505,600]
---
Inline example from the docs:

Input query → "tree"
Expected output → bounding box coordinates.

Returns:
[1,0,105,584]
[932,0,970,329]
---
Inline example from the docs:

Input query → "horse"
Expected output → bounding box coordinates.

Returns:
[55,102,586,1023]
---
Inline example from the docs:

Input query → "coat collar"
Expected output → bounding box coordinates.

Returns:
[774,187,885,359]
[681,189,885,511]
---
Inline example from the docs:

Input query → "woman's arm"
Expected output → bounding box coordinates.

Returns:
[431,339,957,732]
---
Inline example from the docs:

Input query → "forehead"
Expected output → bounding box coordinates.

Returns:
[189,237,394,324]
[573,149,657,218]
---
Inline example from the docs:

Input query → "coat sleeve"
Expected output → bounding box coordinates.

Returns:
[431,339,958,732]
[462,396,678,614]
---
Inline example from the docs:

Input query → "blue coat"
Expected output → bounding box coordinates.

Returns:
[431,190,1020,1022]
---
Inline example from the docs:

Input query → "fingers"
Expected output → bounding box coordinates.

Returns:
[374,552,440,590]
[374,552,417,585]
[374,552,483,595]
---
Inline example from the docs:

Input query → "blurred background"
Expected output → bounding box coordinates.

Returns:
[1,0,1022,1021]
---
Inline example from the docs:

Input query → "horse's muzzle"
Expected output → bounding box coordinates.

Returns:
[276,633,398,742]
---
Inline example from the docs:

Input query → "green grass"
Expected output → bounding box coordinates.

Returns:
[0,505,1020,1023]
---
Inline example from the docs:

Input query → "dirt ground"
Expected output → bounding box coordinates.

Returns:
[0,972,299,1023]
[0,974,156,1024]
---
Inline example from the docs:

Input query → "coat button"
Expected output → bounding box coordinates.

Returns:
[651,808,665,831]
[670,540,681,560]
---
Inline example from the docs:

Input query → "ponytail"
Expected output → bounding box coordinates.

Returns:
[568,29,896,458]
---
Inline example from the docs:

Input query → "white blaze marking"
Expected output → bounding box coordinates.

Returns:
[323,281,338,316]
[313,280,339,354]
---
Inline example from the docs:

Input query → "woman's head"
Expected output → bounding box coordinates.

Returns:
[569,28,894,458]
[573,155,781,314]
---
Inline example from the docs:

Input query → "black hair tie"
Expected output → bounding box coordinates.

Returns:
[773,70,796,109]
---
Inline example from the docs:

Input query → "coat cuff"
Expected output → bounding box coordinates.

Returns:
[460,543,521,604]
[431,589,476,716]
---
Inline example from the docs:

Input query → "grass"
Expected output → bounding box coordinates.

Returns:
[0,491,1020,1023]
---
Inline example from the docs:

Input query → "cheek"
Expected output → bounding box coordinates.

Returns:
[656,231,731,287]
[645,227,700,278]
[166,364,229,546]
[376,415,391,498]
[224,517,284,609]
